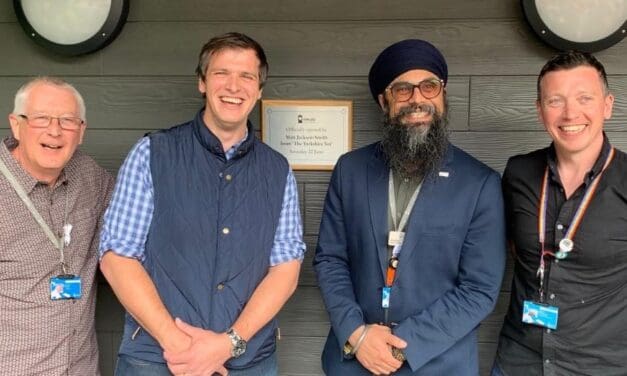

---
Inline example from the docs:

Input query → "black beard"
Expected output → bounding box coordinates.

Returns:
[380,102,449,179]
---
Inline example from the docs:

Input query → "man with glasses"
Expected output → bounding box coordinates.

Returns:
[493,51,627,376]
[314,39,506,375]
[99,32,305,375]
[0,77,113,375]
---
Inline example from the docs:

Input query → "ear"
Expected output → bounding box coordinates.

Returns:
[535,99,546,129]
[604,93,614,120]
[8,114,20,141]
[257,87,263,100]
[198,77,206,95]
[377,93,387,111]
[78,123,86,145]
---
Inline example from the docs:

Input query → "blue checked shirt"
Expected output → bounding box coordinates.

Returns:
[99,135,305,265]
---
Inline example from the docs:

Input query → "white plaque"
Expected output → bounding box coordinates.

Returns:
[261,99,353,170]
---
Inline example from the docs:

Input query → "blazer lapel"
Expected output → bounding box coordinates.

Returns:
[367,151,390,279]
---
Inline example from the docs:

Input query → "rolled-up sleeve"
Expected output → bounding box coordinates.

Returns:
[98,137,154,261]
[269,169,306,265]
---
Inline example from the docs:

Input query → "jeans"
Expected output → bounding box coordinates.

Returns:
[115,352,278,376]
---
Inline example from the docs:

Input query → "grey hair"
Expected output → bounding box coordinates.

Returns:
[13,76,86,120]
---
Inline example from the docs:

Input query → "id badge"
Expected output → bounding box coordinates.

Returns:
[381,287,391,308]
[388,231,405,246]
[522,300,558,329]
[50,275,82,300]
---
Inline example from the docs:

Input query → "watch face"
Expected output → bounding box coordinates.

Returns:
[232,339,247,358]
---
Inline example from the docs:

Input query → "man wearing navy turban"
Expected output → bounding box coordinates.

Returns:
[314,39,506,375]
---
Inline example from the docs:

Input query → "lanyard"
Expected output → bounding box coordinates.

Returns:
[388,170,422,235]
[386,170,422,286]
[0,157,70,274]
[536,147,615,300]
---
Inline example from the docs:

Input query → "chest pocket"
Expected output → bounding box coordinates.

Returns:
[65,207,98,263]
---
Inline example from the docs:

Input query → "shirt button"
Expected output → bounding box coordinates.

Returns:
[556,223,564,230]
[546,329,551,333]
[549,293,556,300]
[545,359,551,364]
[225,174,232,181]
[222,227,230,235]
[217,283,224,290]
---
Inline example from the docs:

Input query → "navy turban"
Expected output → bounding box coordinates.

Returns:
[368,39,448,104]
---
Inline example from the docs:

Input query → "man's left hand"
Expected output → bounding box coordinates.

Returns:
[163,318,231,376]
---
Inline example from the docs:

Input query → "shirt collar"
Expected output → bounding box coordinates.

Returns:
[546,132,612,186]
[192,109,255,160]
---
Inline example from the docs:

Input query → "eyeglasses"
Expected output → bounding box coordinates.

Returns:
[386,79,444,102]
[18,114,84,131]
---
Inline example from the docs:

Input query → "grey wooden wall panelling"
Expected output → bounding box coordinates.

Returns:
[97,21,627,77]
[0,0,519,23]
[1,0,626,374]
[3,21,627,76]
[126,0,519,21]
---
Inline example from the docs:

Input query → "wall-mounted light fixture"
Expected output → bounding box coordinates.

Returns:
[522,0,626,52]
[14,0,129,56]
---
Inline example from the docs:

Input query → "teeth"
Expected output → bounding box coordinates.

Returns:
[43,144,61,149]
[406,111,430,118]
[221,97,243,104]
[560,124,585,133]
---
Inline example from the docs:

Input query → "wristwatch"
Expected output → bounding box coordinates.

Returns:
[226,328,247,358]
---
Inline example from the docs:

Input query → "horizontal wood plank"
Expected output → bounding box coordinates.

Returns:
[128,0,519,22]
[0,24,103,76]
[0,2,15,22]
[277,337,325,375]
[99,21,627,77]
[303,183,328,236]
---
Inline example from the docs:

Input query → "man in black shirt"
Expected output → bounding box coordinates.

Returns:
[493,51,627,376]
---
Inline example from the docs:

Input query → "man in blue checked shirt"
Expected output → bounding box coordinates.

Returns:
[99,32,305,376]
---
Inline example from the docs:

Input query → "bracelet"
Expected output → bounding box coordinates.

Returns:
[351,325,370,355]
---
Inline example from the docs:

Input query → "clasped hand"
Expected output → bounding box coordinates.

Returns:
[163,318,231,376]
[353,324,407,375]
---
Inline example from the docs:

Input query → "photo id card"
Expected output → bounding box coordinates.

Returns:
[522,300,558,329]
[381,287,391,308]
[50,275,82,300]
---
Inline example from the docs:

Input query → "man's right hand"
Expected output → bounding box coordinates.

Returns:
[351,324,406,375]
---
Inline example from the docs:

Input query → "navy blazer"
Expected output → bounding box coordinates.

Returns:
[313,142,506,375]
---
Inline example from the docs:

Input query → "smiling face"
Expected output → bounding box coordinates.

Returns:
[8,83,85,185]
[376,69,449,178]
[378,69,445,135]
[198,47,262,136]
[537,65,614,160]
